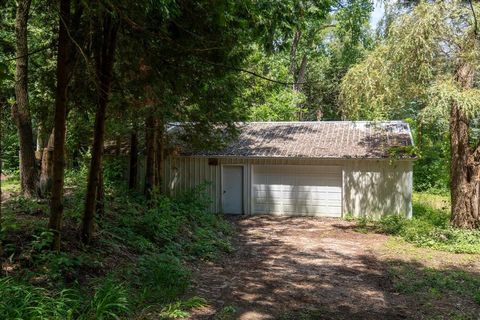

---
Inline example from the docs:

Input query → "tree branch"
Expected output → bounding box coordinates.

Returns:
[0,43,56,63]
[469,0,478,37]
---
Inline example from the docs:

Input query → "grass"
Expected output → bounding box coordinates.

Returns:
[387,261,480,319]
[350,192,480,318]
[0,169,233,319]
[351,192,480,254]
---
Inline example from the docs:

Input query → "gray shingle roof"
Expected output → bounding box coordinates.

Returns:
[181,121,414,159]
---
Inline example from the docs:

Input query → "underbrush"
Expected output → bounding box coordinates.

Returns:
[352,193,480,254]
[0,173,232,319]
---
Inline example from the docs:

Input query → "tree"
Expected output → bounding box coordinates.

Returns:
[13,0,37,196]
[81,11,118,244]
[243,0,373,121]
[341,1,480,228]
[47,0,72,250]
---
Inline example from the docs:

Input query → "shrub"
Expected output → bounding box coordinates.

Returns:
[373,193,480,254]
[137,253,191,303]
[378,215,406,235]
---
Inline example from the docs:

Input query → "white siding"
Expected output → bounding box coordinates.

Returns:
[162,156,413,218]
[343,160,413,218]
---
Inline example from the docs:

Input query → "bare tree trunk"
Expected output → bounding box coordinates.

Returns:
[35,124,45,161]
[39,131,54,196]
[450,62,480,228]
[294,54,307,120]
[128,130,138,190]
[294,55,308,92]
[13,0,37,197]
[289,29,301,82]
[81,15,118,244]
[48,0,71,250]
[144,115,156,197]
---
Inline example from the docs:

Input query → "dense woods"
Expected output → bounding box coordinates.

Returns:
[1,0,480,319]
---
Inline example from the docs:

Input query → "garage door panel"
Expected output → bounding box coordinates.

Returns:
[253,165,342,217]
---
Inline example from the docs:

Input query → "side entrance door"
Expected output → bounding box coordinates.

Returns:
[222,166,244,214]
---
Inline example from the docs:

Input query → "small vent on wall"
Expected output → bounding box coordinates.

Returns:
[208,158,219,166]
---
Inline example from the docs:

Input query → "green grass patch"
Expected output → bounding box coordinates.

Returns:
[352,192,480,254]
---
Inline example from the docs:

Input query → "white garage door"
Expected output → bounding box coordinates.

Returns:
[252,165,342,217]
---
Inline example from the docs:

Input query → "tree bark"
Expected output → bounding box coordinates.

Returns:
[48,0,71,250]
[450,62,480,228]
[81,15,118,244]
[155,118,164,192]
[144,115,156,197]
[39,131,54,196]
[128,130,138,189]
[289,29,302,81]
[35,124,45,161]
[13,0,37,197]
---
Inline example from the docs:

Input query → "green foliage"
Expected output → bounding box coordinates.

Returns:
[83,277,130,320]
[115,184,233,260]
[158,297,207,319]
[341,0,480,195]
[249,87,304,121]
[138,253,191,303]
[0,277,80,320]
[374,193,480,254]
[103,157,127,185]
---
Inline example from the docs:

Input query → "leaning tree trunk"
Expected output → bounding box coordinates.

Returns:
[81,16,118,244]
[13,0,37,197]
[48,0,71,250]
[450,62,480,229]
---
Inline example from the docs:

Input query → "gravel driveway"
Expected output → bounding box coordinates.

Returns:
[189,216,413,320]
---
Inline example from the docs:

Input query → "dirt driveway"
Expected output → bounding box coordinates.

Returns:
[189,216,407,319]
[189,216,480,320]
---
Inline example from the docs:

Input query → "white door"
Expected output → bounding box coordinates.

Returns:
[253,165,342,217]
[222,166,244,214]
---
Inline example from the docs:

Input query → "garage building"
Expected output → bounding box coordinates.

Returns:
[163,121,414,218]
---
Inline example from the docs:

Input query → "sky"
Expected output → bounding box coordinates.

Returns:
[370,1,385,29]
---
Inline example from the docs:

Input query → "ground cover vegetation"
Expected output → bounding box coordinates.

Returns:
[1,0,480,318]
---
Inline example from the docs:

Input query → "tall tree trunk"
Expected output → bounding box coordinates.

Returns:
[48,0,71,250]
[155,118,164,192]
[81,16,118,244]
[128,130,138,190]
[450,62,480,228]
[294,54,307,120]
[144,115,156,197]
[13,0,37,197]
[289,29,302,82]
